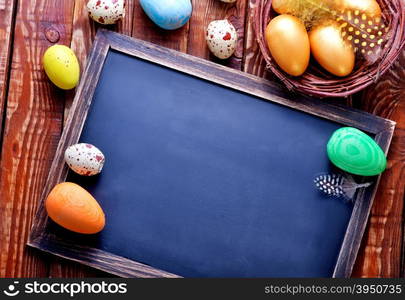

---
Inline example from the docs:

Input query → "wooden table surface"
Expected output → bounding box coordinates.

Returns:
[0,0,403,278]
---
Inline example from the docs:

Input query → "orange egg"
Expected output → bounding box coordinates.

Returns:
[265,15,310,76]
[334,0,381,19]
[45,182,105,234]
[309,22,355,77]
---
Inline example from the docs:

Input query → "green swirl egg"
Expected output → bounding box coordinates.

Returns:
[327,127,386,176]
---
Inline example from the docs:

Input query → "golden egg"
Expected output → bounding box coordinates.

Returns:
[334,0,381,19]
[272,0,290,14]
[265,15,310,76]
[309,23,355,77]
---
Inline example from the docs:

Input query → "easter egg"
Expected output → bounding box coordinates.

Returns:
[309,22,355,77]
[65,143,105,176]
[206,20,237,59]
[265,15,310,76]
[272,0,290,14]
[87,0,126,25]
[43,45,80,90]
[46,182,105,234]
[139,0,192,30]
[334,0,381,19]
[327,127,387,176]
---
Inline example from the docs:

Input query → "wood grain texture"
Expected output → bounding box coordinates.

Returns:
[50,257,106,278]
[52,0,101,278]
[187,0,247,70]
[117,0,135,36]
[0,0,75,277]
[29,233,180,278]
[352,49,405,278]
[0,0,17,142]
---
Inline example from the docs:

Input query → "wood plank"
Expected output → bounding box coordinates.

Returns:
[0,0,75,277]
[187,0,247,70]
[50,0,96,277]
[132,1,189,52]
[118,0,135,36]
[352,49,405,278]
[50,0,136,278]
[0,0,17,143]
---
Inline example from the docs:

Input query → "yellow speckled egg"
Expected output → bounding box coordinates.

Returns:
[309,23,355,77]
[43,45,80,90]
[265,15,310,76]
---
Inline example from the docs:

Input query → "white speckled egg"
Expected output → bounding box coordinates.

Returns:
[87,0,126,25]
[65,143,105,176]
[206,20,237,59]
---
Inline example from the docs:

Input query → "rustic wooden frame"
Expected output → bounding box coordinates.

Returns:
[28,29,396,278]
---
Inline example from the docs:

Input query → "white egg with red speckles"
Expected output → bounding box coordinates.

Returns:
[65,143,105,176]
[206,20,237,59]
[87,0,126,25]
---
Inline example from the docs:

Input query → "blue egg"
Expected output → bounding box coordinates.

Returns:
[140,0,192,30]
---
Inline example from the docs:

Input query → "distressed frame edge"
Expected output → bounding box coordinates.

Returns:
[29,31,110,244]
[27,29,397,278]
[333,124,396,278]
[27,234,181,278]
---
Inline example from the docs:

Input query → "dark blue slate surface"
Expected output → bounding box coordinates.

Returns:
[66,50,353,277]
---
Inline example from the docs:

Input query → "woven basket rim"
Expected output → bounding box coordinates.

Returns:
[254,0,405,98]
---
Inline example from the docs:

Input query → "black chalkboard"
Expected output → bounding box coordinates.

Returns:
[29,30,395,278]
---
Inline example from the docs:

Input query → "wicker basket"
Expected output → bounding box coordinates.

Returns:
[254,0,405,98]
